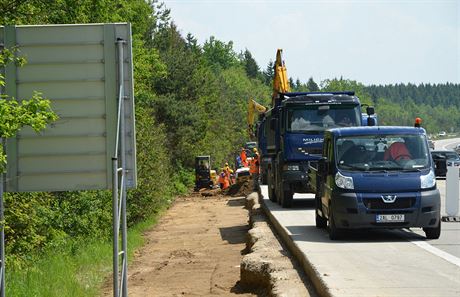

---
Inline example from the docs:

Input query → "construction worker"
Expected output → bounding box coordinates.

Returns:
[218,168,230,190]
[249,147,260,191]
[224,162,234,185]
[240,147,248,167]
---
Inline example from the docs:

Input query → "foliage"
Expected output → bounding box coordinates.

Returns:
[6,213,159,297]
[366,83,460,134]
[0,93,57,138]
[127,105,173,223]
[306,77,320,92]
[1,0,175,271]
[202,36,239,70]
[0,48,58,170]
[241,49,261,80]
[320,77,373,106]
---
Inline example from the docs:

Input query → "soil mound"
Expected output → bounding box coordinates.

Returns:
[227,180,252,197]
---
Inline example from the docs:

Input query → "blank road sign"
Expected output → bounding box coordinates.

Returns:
[1,23,136,192]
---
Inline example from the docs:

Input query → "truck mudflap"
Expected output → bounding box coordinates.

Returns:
[330,189,440,229]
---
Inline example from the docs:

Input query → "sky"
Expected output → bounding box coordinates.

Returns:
[162,0,459,86]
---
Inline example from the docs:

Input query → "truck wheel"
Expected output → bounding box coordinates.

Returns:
[261,173,267,185]
[316,210,327,229]
[267,169,277,202]
[423,220,441,240]
[281,190,293,208]
[328,209,342,240]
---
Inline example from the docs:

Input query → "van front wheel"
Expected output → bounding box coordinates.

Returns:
[423,220,441,240]
[328,209,342,240]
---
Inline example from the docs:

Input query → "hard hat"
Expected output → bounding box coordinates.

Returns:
[225,162,229,166]
[253,148,258,152]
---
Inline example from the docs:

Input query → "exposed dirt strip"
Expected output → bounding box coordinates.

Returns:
[107,193,260,296]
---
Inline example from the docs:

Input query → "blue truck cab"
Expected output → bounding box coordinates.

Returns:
[313,126,441,240]
[263,91,374,208]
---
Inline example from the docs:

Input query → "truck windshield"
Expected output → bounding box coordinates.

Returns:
[336,134,430,171]
[286,105,360,132]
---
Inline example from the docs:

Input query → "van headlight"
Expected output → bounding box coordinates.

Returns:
[335,171,354,189]
[420,169,435,189]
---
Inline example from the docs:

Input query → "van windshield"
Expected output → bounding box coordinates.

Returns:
[336,134,430,171]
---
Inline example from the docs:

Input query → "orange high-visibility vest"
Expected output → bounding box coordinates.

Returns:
[249,154,259,174]
[219,172,230,189]
[240,150,247,162]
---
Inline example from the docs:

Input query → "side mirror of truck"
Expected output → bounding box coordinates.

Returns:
[270,118,278,131]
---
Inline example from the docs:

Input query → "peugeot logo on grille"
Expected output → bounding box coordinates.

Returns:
[381,195,397,203]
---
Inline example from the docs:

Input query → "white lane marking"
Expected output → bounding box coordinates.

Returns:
[410,238,460,268]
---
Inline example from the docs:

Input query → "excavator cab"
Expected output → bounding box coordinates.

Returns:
[195,155,213,190]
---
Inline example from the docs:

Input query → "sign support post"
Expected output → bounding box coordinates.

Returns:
[112,38,128,297]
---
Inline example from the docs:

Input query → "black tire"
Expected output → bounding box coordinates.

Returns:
[267,169,277,202]
[315,192,327,228]
[328,209,342,240]
[316,210,327,229]
[281,189,293,208]
[261,172,268,185]
[424,220,441,240]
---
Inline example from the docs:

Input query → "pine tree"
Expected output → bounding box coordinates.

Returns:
[307,77,319,91]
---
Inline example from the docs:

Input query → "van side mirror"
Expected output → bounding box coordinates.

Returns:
[270,118,278,131]
[366,106,375,115]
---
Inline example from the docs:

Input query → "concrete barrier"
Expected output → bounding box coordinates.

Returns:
[445,165,460,217]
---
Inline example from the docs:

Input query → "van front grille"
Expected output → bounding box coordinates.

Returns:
[362,197,416,210]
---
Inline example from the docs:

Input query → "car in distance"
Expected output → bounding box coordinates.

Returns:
[455,144,460,154]
[431,150,460,177]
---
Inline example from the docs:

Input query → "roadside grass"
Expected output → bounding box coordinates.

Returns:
[6,213,163,297]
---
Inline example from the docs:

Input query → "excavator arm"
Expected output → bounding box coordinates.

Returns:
[272,49,290,106]
[247,99,267,138]
[246,49,289,138]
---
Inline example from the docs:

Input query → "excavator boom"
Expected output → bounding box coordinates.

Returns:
[272,49,290,106]
[246,49,289,138]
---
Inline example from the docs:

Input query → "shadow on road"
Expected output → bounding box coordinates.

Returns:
[291,198,315,209]
[285,225,426,243]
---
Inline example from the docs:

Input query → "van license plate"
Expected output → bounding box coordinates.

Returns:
[376,214,405,223]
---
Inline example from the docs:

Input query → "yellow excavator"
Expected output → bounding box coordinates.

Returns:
[241,49,291,186]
